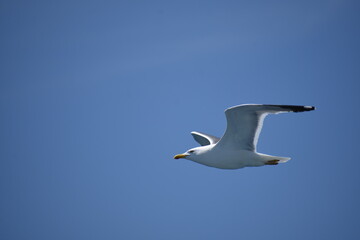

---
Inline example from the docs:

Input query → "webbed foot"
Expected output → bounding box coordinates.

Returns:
[265,160,280,165]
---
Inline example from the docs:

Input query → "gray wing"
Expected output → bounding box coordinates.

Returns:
[191,131,220,146]
[214,104,315,151]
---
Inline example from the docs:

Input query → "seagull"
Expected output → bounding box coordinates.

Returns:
[174,104,315,169]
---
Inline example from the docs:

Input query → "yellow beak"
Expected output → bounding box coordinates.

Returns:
[173,154,188,159]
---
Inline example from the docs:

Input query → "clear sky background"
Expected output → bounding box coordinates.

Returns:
[1,0,359,239]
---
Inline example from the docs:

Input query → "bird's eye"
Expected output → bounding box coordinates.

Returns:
[188,150,195,153]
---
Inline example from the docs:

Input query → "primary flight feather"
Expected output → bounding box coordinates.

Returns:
[174,104,315,169]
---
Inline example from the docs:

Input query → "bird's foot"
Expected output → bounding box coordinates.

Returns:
[265,160,280,165]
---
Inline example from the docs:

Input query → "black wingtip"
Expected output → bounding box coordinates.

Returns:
[303,106,316,111]
[265,104,315,112]
[281,105,315,112]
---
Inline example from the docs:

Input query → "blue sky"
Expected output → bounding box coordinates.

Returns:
[1,0,360,239]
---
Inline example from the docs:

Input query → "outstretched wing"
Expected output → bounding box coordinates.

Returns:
[191,131,220,146]
[214,104,315,151]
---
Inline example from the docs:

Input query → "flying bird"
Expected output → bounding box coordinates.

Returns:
[174,104,315,169]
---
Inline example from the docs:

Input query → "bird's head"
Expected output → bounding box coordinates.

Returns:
[173,146,210,161]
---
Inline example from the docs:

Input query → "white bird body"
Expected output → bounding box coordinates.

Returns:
[185,145,290,169]
[174,104,315,169]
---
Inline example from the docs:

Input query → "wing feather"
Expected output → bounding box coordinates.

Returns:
[191,131,220,146]
[214,104,315,151]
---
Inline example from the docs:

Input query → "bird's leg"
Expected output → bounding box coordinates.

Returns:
[265,160,280,165]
